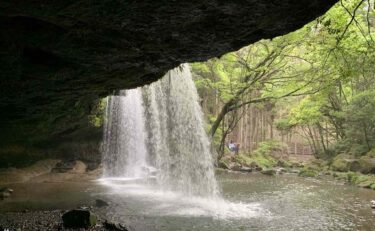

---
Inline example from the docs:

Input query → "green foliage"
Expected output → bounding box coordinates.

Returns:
[233,140,284,168]
[253,140,285,156]
[88,98,107,127]
[192,0,375,159]
[344,90,375,151]
[343,172,375,189]
[275,118,293,133]
[288,97,324,125]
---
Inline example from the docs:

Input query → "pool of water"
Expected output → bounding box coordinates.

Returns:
[1,172,374,231]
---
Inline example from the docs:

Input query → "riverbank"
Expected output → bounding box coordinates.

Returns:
[0,159,102,185]
[0,209,131,230]
[218,151,375,191]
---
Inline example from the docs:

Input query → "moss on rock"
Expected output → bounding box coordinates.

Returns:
[299,167,319,177]
[358,156,375,174]
[331,154,360,172]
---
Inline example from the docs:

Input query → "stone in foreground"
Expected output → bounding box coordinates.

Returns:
[62,209,97,229]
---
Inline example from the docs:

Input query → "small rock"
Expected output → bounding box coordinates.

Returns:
[261,169,276,176]
[371,200,375,209]
[230,165,242,171]
[275,167,286,174]
[52,160,76,173]
[249,162,258,168]
[289,169,300,174]
[95,199,109,207]
[62,209,97,229]
[104,220,130,231]
[239,167,252,173]
[0,187,13,199]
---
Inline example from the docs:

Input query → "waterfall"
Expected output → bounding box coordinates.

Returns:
[102,89,149,178]
[102,64,219,198]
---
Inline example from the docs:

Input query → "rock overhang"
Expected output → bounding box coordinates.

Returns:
[0,0,337,143]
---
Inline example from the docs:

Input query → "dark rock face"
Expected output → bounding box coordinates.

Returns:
[0,0,336,146]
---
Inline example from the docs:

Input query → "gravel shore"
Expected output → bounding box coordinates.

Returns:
[0,210,119,231]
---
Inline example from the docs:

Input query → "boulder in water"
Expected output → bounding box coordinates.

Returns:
[0,187,13,199]
[95,199,109,207]
[371,200,375,209]
[62,209,97,229]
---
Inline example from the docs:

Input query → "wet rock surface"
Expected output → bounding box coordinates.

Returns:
[0,0,336,146]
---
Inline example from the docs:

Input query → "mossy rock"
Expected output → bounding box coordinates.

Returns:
[215,168,227,175]
[235,154,276,169]
[298,168,318,177]
[218,156,232,169]
[305,164,320,171]
[218,160,230,169]
[291,162,304,168]
[333,172,348,180]
[277,159,292,168]
[331,154,360,172]
[261,169,276,176]
[357,181,373,188]
[346,172,375,188]
[310,159,328,168]
[358,156,375,174]
[366,149,375,158]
